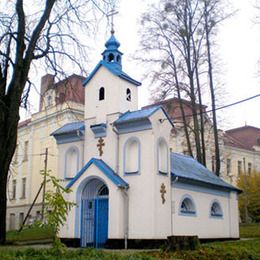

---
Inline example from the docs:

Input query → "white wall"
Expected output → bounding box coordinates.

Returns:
[171,182,240,239]
[84,67,138,123]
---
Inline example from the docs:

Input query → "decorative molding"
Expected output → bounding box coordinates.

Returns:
[123,136,141,175]
[157,137,169,176]
[178,194,197,217]
[90,123,107,138]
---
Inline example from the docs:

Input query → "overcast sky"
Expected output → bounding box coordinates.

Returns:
[21,0,260,130]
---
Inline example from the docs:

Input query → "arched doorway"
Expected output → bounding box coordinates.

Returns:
[81,178,109,248]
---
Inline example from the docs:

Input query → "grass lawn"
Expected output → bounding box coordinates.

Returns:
[240,223,260,238]
[1,224,260,259]
[6,225,54,244]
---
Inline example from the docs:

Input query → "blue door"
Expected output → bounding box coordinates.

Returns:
[81,197,108,248]
[94,198,109,248]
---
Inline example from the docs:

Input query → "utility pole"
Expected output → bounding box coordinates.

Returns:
[41,148,48,221]
[243,157,249,223]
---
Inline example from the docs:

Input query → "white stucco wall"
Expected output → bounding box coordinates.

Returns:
[171,182,239,239]
[84,66,138,123]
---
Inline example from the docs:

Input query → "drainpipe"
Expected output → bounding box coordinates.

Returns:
[171,176,178,236]
[112,125,120,174]
[121,187,129,249]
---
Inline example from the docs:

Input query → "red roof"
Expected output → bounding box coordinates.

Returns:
[143,97,207,123]
[224,125,260,151]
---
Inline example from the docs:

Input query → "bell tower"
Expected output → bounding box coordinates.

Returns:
[101,32,123,73]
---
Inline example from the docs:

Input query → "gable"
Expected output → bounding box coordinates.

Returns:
[66,158,129,189]
[83,60,141,87]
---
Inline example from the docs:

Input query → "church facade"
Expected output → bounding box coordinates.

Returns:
[52,33,240,248]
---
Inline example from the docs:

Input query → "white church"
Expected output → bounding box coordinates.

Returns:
[52,32,240,248]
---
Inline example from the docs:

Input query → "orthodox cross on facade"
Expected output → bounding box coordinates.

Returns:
[107,7,118,34]
[160,183,166,204]
[97,137,105,156]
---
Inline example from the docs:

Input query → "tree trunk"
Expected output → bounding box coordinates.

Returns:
[204,1,221,175]
[0,111,19,244]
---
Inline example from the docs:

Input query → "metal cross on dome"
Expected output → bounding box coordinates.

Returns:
[107,7,118,34]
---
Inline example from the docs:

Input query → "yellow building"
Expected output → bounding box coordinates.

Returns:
[222,126,260,185]
[7,74,85,230]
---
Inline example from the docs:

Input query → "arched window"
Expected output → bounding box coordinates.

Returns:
[116,55,121,62]
[179,195,196,216]
[126,88,131,101]
[65,146,79,179]
[99,87,105,101]
[97,185,109,197]
[210,201,223,218]
[124,137,140,174]
[158,138,168,174]
[108,53,114,62]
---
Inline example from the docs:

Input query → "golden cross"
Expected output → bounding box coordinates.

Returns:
[160,183,166,204]
[97,137,105,156]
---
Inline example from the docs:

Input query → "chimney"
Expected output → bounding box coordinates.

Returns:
[39,74,54,111]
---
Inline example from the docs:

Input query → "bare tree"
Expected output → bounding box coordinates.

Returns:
[0,0,114,244]
[138,0,229,175]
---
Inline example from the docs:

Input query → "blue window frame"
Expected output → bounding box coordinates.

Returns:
[179,195,196,216]
[210,201,223,218]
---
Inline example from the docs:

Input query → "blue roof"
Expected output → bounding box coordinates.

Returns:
[82,60,141,87]
[51,122,84,136]
[171,153,241,192]
[104,34,120,49]
[114,106,174,127]
[66,158,129,189]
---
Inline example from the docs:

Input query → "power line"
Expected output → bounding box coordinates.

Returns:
[173,93,260,120]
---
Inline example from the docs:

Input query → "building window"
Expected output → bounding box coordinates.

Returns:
[158,138,168,175]
[21,178,26,199]
[19,212,24,228]
[99,87,105,101]
[179,195,196,216]
[36,211,41,220]
[248,163,252,176]
[126,88,131,101]
[210,201,223,218]
[9,213,15,230]
[124,137,140,174]
[23,141,29,161]
[108,53,115,62]
[238,160,242,176]
[47,95,52,106]
[226,158,231,175]
[12,179,16,200]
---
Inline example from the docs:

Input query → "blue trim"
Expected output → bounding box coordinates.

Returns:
[113,106,174,129]
[55,133,84,144]
[66,158,129,189]
[82,60,141,87]
[171,173,239,193]
[90,123,107,138]
[178,194,197,217]
[115,119,152,134]
[123,137,141,175]
[209,199,224,219]
[64,146,80,179]
[172,181,230,198]
[51,121,85,136]
[157,137,169,176]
